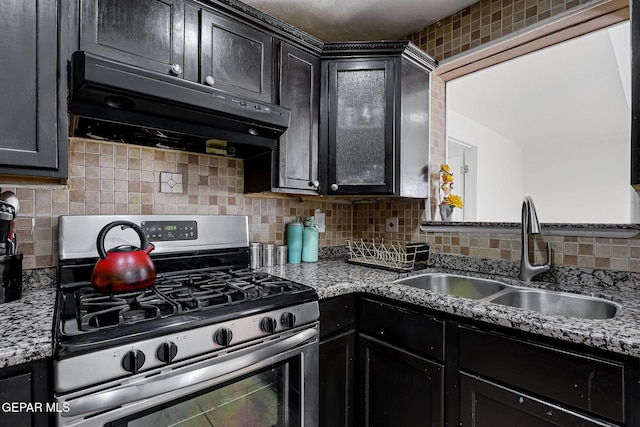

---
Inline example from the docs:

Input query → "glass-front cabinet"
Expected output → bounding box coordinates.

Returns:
[321,42,436,197]
[327,60,395,194]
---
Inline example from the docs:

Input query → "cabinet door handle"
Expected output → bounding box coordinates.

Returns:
[309,180,320,190]
[170,63,182,76]
[205,76,215,86]
[330,183,339,191]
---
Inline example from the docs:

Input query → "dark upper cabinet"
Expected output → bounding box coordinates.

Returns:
[244,41,321,195]
[321,42,435,197]
[326,59,396,195]
[199,9,273,103]
[277,42,320,192]
[80,0,185,77]
[0,0,67,177]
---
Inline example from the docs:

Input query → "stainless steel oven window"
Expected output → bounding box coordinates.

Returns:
[112,360,300,427]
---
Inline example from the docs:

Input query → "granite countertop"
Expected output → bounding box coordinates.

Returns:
[0,287,56,368]
[262,260,640,358]
[3,257,640,369]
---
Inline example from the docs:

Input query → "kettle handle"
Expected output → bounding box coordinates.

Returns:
[96,221,150,259]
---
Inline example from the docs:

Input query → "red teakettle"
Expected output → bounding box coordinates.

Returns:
[90,221,156,292]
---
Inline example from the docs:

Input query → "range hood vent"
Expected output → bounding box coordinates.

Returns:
[69,51,291,158]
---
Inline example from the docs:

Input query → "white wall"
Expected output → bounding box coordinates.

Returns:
[446,22,631,224]
[447,110,523,221]
[523,130,630,223]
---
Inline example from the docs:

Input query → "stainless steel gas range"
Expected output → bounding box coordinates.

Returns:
[54,214,319,427]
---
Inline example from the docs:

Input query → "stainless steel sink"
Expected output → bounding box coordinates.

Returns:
[394,272,620,319]
[487,289,620,319]
[394,273,508,300]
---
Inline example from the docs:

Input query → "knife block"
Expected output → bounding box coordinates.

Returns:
[0,253,22,302]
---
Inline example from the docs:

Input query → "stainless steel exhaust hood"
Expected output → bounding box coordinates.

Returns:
[69,51,291,157]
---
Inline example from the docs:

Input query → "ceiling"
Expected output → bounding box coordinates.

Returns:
[241,0,478,41]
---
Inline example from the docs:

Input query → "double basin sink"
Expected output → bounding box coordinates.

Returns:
[394,273,620,319]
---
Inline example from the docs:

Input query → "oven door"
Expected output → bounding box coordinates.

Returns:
[56,326,318,427]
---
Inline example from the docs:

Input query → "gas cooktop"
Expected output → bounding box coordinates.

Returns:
[55,215,318,358]
[62,267,311,335]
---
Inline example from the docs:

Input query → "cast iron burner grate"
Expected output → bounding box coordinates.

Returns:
[73,268,307,332]
[77,288,177,330]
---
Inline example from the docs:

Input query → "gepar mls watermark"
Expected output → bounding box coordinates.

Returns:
[2,401,70,413]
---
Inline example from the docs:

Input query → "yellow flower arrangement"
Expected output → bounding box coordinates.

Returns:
[443,194,464,209]
[439,164,464,209]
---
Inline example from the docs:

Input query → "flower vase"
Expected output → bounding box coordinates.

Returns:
[439,204,454,222]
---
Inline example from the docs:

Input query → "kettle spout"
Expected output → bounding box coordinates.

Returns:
[145,243,155,255]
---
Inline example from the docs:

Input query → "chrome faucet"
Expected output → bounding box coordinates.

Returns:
[520,196,551,282]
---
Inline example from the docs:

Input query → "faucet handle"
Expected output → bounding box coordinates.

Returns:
[543,242,552,267]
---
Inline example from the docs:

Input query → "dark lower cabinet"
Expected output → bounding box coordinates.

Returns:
[358,334,444,427]
[0,359,51,427]
[320,331,356,427]
[457,325,626,425]
[319,295,639,427]
[460,373,615,427]
[319,295,356,427]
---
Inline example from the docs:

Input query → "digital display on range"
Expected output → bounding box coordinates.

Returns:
[141,221,198,241]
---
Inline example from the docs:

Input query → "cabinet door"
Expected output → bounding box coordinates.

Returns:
[460,373,615,427]
[458,326,625,423]
[0,359,50,426]
[278,42,320,192]
[80,0,185,76]
[359,334,444,427]
[327,60,395,195]
[0,0,61,174]
[320,331,356,427]
[200,10,273,103]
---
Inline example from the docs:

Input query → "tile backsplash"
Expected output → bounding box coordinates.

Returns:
[352,201,640,273]
[5,137,640,274]
[4,138,353,270]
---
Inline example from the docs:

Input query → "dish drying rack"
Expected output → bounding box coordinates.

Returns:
[346,239,430,272]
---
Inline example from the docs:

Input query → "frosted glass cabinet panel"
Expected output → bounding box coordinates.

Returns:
[327,60,395,194]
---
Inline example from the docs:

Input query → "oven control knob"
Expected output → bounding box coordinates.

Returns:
[156,341,178,363]
[122,350,146,374]
[260,317,278,334]
[281,312,296,329]
[214,327,233,347]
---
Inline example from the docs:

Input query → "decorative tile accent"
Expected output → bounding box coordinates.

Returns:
[160,172,183,194]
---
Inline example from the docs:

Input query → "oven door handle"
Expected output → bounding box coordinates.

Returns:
[64,327,317,418]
